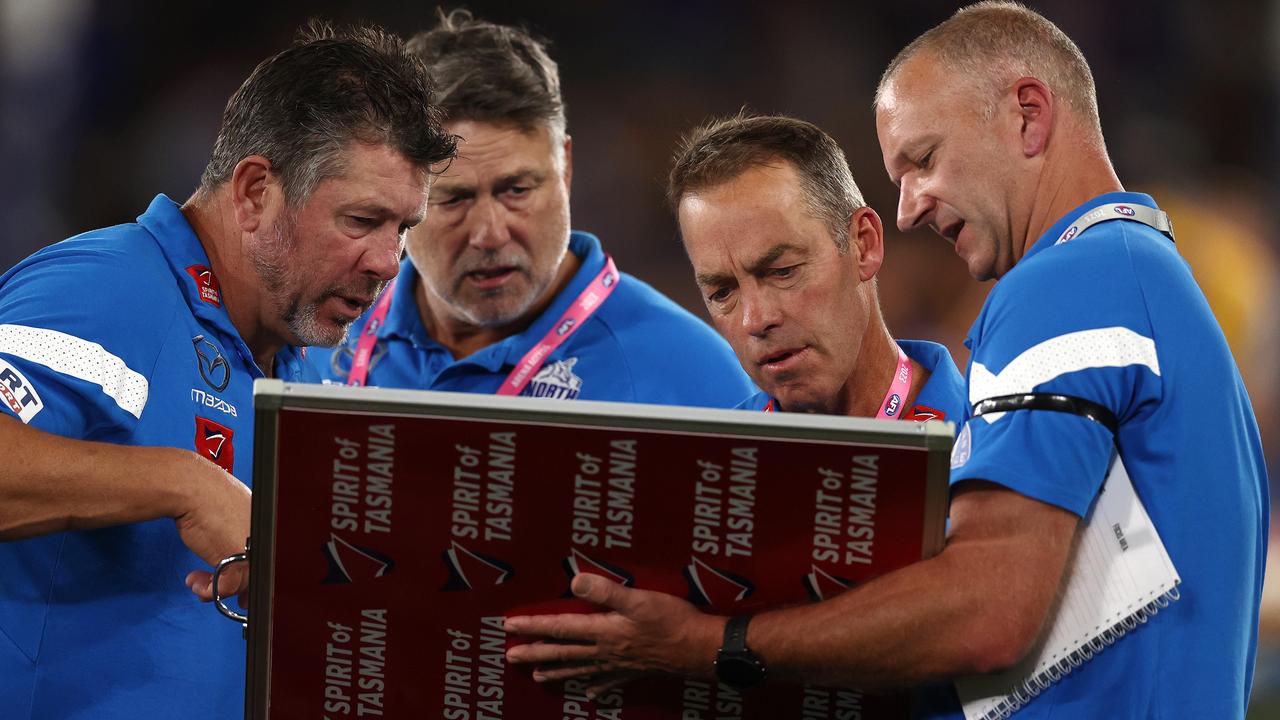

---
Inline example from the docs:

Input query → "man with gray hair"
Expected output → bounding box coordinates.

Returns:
[502,4,1267,718]
[669,112,965,423]
[311,11,752,408]
[0,22,455,719]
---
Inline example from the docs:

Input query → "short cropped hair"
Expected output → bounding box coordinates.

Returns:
[199,20,456,206]
[876,1,1101,136]
[667,113,866,252]
[407,9,566,140]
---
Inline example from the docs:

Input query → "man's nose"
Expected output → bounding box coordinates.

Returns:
[361,228,403,282]
[896,174,933,233]
[740,286,782,338]
[468,196,512,250]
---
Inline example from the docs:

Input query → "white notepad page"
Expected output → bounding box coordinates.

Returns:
[955,455,1181,720]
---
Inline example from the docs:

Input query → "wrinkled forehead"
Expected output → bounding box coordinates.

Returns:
[877,57,982,148]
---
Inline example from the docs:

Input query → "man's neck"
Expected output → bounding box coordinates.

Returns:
[829,320,928,418]
[418,250,582,360]
[1017,139,1124,263]
[181,192,282,373]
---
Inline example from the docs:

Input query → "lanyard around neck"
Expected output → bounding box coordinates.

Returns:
[1055,202,1174,246]
[346,256,621,393]
[764,344,912,419]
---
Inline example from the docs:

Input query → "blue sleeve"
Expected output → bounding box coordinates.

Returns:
[952,229,1164,516]
[0,242,171,440]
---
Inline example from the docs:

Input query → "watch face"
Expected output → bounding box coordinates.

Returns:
[716,652,766,688]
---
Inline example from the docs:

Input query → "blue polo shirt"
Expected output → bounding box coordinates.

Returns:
[736,339,966,422]
[951,192,1268,718]
[310,231,755,407]
[0,195,309,719]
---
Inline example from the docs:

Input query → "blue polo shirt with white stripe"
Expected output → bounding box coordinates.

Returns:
[309,231,755,408]
[0,195,308,719]
[951,192,1267,718]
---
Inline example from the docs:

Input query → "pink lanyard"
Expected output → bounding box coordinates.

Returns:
[876,345,912,419]
[763,344,912,418]
[347,279,398,387]
[497,256,618,396]
[346,257,620,393]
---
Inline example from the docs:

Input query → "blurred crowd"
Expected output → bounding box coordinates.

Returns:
[3,0,1279,712]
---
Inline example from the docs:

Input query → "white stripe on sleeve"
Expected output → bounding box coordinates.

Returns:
[0,324,149,419]
[970,327,1159,423]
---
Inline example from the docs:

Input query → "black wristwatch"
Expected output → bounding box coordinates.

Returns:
[714,614,768,689]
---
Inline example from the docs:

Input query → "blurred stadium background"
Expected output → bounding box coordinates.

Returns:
[3,0,1278,714]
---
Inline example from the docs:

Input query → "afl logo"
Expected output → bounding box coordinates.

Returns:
[556,318,576,336]
[884,393,901,417]
[1114,205,1136,217]
[602,272,616,288]
[1062,226,1078,241]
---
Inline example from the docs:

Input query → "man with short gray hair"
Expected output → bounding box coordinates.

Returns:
[668,112,964,422]
[311,11,753,408]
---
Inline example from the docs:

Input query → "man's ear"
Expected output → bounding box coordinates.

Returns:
[229,155,274,233]
[1013,76,1054,158]
[561,134,574,193]
[848,207,885,283]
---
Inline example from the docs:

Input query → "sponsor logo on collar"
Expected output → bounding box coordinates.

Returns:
[193,335,231,392]
[904,405,945,422]
[185,265,222,307]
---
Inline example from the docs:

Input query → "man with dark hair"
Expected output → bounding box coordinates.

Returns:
[310,11,752,407]
[504,4,1267,719]
[0,22,455,719]
[668,113,963,421]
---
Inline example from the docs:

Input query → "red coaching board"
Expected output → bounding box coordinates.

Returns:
[241,380,954,719]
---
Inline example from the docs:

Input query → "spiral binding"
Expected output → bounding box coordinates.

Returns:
[978,585,1181,720]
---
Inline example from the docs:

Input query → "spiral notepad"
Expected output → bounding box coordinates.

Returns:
[955,455,1181,720]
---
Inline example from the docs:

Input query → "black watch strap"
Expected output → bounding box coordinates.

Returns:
[722,614,753,653]
[715,614,767,689]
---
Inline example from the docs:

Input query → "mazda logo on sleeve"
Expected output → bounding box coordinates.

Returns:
[192,335,231,392]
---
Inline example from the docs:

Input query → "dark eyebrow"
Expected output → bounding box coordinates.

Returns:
[493,169,545,191]
[746,243,803,274]
[432,169,545,198]
[341,202,424,228]
[695,270,733,288]
[695,243,803,288]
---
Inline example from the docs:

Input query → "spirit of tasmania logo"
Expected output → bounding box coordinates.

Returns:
[684,556,755,607]
[185,265,221,307]
[322,533,395,584]
[441,541,515,591]
[193,416,234,472]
